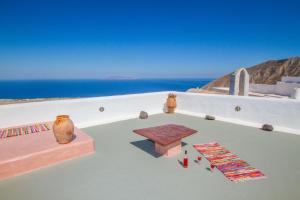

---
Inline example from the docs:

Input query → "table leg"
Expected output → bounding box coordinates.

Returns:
[155,140,182,157]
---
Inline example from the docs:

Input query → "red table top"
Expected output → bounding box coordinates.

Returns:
[133,124,197,146]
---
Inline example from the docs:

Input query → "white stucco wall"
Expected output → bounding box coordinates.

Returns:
[0,91,300,134]
[282,76,300,83]
[0,92,169,129]
[275,82,300,96]
[176,92,300,134]
[250,82,300,97]
[250,84,276,94]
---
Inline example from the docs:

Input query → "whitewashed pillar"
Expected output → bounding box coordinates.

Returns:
[229,68,249,96]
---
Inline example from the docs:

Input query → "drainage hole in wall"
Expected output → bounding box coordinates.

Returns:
[235,106,241,112]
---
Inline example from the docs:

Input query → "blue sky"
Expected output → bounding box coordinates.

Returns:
[0,0,300,80]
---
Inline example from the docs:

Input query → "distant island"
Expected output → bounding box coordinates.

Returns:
[188,57,300,94]
[103,76,138,80]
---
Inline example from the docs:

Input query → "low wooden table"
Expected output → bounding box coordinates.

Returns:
[133,124,197,157]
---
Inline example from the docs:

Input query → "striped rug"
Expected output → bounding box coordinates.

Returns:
[194,142,266,182]
[0,123,51,139]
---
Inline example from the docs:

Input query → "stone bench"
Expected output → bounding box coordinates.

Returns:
[0,122,94,180]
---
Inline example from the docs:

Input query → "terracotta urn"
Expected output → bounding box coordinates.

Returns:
[53,115,74,144]
[166,93,177,113]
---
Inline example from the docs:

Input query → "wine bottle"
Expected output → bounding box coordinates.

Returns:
[183,150,188,168]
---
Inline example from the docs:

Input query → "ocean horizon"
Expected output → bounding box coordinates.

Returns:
[0,79,212,99]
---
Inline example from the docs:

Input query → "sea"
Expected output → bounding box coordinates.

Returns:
[0,79,212,99]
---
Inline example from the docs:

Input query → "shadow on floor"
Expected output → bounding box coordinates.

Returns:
[206,167,212,172]
[177,159,184,167]
[131,139,187,158]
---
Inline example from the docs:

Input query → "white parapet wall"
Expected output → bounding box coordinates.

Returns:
[176,92,300,134]
[275,82,300,97]
[282,76,300,83]
[0,92,169,129]
[250,76,300,97]
[249,84,276,94]
[0,91,300,134]
[250,82,300,97]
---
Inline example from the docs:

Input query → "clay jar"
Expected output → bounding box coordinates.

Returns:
[166,93,177,113]
[53,115,74,144]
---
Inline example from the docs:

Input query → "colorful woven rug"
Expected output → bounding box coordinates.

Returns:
[194,142,266,182]
[0,123,51,139]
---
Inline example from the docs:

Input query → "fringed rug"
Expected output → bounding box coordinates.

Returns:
[0,123,51,139]
[194,142,266,182]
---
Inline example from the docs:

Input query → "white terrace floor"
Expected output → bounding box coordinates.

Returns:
[1,113,300,200]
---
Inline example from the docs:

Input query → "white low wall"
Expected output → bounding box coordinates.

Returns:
[0,91,300,135]
[176,92,300,134]
[282,76,300,83]
[0,92,169,129]
[275,82,300,96]
[250,82,300,97]
[250,84,276,94]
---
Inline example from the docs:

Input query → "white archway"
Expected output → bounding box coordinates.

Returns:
[229,68,249,96]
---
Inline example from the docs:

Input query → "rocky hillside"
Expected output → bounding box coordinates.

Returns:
[198,57,300,92]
